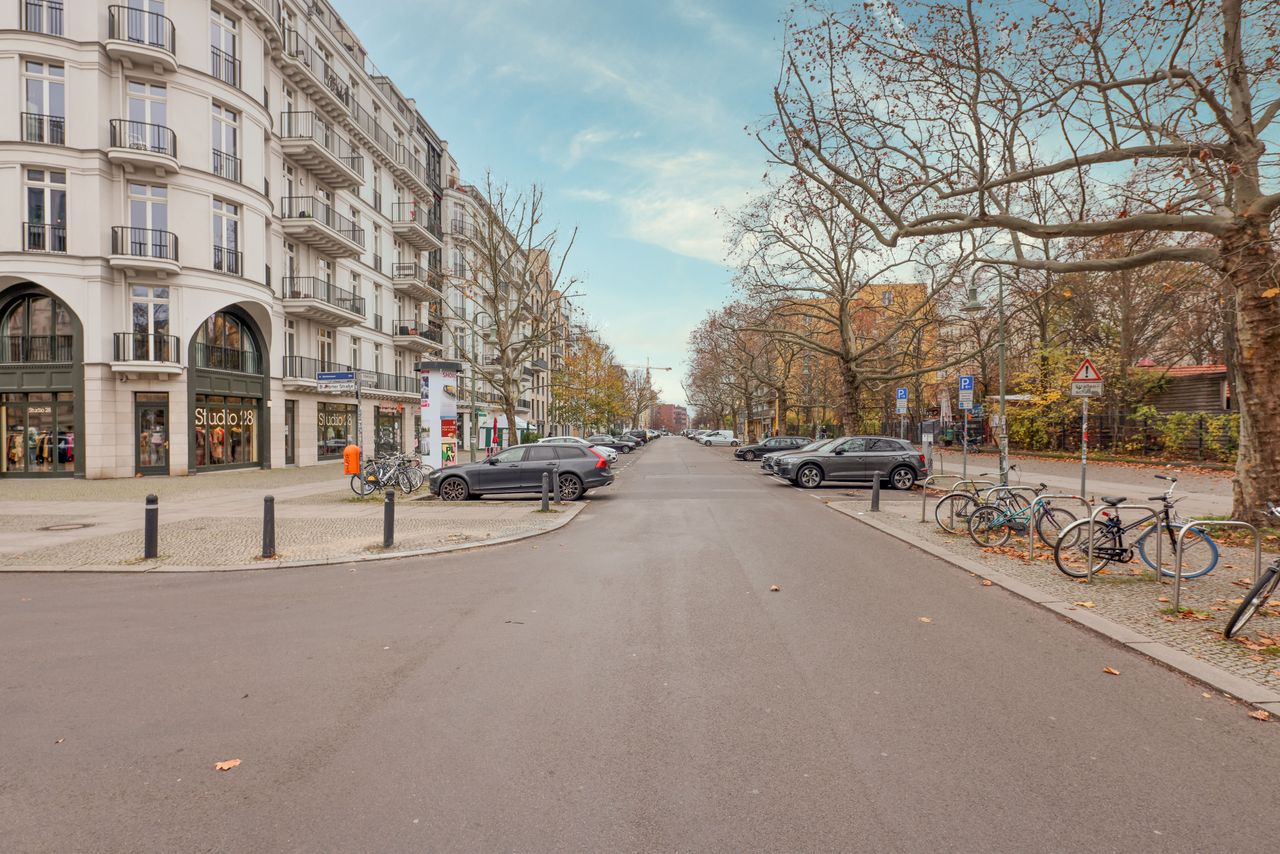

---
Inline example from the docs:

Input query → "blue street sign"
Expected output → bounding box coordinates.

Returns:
[959,375,974,391]
[896,387,908,400]
[316,371,355,382]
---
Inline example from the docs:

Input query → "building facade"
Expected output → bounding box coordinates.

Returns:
[650,403,687,433]
[1,0,453,477]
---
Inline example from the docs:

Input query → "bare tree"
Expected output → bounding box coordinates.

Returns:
[448,175,577,441]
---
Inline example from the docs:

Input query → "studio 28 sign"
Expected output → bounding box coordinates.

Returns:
[194,407,255,427]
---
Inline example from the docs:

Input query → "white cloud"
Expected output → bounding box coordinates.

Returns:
[563,188,613,203]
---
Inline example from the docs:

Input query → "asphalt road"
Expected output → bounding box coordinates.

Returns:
[2,439,1274,853]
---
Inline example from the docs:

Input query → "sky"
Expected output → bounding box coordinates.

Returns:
[331,0,791,405]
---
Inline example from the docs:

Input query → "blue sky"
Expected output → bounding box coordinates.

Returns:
[331,0,790,404]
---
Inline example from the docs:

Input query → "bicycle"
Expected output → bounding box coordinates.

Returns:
[1223,502,1280,639]
[967,482,1077,548]
[1052,474,1219,579]
[933,465,1021,534]
[350,453,429,496]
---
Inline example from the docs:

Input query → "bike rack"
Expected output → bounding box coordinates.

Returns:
[1085,504,1158,583]
[1026,494,1092,561]
[1172,520,1261,613]
[926,478,996,527]
[981,485,1040,504]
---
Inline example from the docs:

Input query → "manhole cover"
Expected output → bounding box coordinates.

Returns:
[39,523,94,532]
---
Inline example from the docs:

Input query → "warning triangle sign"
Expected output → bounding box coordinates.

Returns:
[1072,358,1103,382]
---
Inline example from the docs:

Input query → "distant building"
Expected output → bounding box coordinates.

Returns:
[651,403,687,433]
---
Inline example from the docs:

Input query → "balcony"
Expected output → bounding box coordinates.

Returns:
[391,319,442,353]
[22,1,64,36]
[110,226,179,276]
[105,5,177,73]
[390,143,433,198]
[390,202,442,252]
[280,28,350,121]
[22,222,66,253]
[20,112,64,145]
[107,119,178,176]
[193,342,260,374]
[516,398,532,412]
[210,46,240,88]
[213,245,242,277]
[212,148,241,183]
[391,262,442,302]
[0,334,73,364]
[448,219,481,243]
[110,332,182,378]
[281,276,365,326]
[283,356,416,398]
[279,111,363,190]
[280,196,364,258]
[283,355,349,392]
[230,0,282,49]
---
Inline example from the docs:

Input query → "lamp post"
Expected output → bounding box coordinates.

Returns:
[963,265,1009,486]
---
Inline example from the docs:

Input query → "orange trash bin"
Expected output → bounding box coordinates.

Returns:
[343,443,361,475]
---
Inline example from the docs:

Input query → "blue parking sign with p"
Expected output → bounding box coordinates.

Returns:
[896,387,908,400]
[959,375,974,391]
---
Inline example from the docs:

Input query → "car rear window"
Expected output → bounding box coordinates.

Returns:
[527,446,557,461]
[555,446,589,459]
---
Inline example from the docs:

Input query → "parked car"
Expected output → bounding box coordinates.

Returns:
[587,434,634,454]
[760,438,839,473]
[623,430,648,446]
[539,435,616,463]
[771,436,927,490]
[429,443,612,501]
[734,435,810,462]
[701,430,739,447]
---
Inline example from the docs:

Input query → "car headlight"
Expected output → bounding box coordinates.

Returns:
[777,457,797,464]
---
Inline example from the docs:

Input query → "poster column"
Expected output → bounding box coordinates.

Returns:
[418,360,462,468]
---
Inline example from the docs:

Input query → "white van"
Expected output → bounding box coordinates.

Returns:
[701,430,739,447]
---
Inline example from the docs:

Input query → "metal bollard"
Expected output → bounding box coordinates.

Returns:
[383,489,395,548]
[553,464,563,506]
[262,495,276,558]
[870,479,881,512]
[541,470,551,511]
[143,494,159,559]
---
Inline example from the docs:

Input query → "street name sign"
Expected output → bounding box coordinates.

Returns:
[1070,358,1104,397]
[317,371,355,393]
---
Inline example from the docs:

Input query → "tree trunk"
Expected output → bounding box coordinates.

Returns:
[776,387,789,434]
[838,360,860,434]
[503,401,518,447]
[1224,222,1280,526]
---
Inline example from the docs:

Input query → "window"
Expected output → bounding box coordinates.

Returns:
[211,103,240,181]
[24,168,67,252]
[209,8,239,87]
[881,290,893,307]
[350,335,361,369]
[2,293,73,362]
[126,286,172,360]
[22,60,64,144]
[22,0,64,36]
[285,319,296,363]
[193,395,258,467]
[124,80,167,145]
[491,447,525,464]
[212,199,240,274]
[373,344,382,375]
[317,328,334,365]
[316,403,357,458]
[122,183,172,259]
[394,351,404,376]
[118,0,169,48]
[834,438,866,454]
[192,311,260,374]
[526,446,557,462]
[372,165,382,211]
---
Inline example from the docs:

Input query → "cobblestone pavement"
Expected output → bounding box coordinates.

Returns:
[823,486,1280,694]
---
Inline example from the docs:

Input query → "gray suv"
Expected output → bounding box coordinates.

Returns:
[428,443,614,501]
[771,436,927,490]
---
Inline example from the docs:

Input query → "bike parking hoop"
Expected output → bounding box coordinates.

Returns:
[981,484,1041,504]
[1173,519,1261,613]
[1086,503,1159,583]
[920,474,961,522]
[927,478,997,529]
[1026,494,1092,561]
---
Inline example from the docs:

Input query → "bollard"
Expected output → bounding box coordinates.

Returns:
[143,494,159,559]
[870,479,881,512]
[261,495,276,558]
[553,464,563,506]
[541,470,551,511]
[383,489,395,549]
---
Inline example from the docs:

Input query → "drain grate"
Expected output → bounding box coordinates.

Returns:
[38,523,95,532]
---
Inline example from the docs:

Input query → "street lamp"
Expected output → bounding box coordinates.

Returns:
[962,264,1009,486]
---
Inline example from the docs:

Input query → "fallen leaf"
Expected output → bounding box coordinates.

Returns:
[918,617,932,623]
[1248,709,1271,721]
[1157,596,1169,603]
[1073,601,1096,609]
[1263,287,1280,299]
[54,738,64,744]
[981,579,993,586]
[769,585,781,592]
[1201,692,1212,698]
[214,759,241,771]
[1103,667,1120,675]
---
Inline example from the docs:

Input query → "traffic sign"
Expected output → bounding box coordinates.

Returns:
[317,371,355,393]
[1070,358,1104,397]
[895,387,908,414]
[958,375,974,410]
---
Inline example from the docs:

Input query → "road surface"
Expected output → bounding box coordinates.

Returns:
[2,439,1273,852]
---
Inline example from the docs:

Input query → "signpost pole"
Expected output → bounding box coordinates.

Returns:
[356,371,363,456]
[1081,395,1089,499]
[962,409,969,478]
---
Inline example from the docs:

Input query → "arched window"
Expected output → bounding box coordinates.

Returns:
[192,311,260,373]
[1,293,73,362]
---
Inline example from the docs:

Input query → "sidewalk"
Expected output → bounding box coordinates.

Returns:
[0,463,581,571]
[821,488,1280,708]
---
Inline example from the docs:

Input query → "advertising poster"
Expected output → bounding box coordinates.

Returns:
[419,365,459,467]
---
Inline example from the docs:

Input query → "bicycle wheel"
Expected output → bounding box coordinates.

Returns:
[1224,567,1280,639]
[1053,519,1116,578]
[1136,523,1219,578]
[934,493,979,534]
[350,472,375,496]
[968,506,1011,547]
[1034,506,1077,547]
[404,466,425,493]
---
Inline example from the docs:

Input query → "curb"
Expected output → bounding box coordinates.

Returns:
[0,502,584,574]
[825,501,1280,717]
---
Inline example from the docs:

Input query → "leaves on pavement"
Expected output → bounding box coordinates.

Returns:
[1073,601,1096,609]
[214,759,241,771]
[918,616,932,623]
[1102,667,1120,675]
[1248,709,1271,721]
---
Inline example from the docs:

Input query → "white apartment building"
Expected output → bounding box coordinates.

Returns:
[0,0,450,477]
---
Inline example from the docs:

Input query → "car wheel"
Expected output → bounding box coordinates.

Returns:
[731,441,739,447]
[621,446,631,454]
[558,473,584,501]
[703,440,712,446]
[439,477,469,501]
[743,450,756,461]
[889,466,916,490]
[796,464,823,489]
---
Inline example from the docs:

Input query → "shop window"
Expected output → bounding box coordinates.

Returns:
[193,394,258,467]
[3,392,75,474]
[317,402,357,458]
